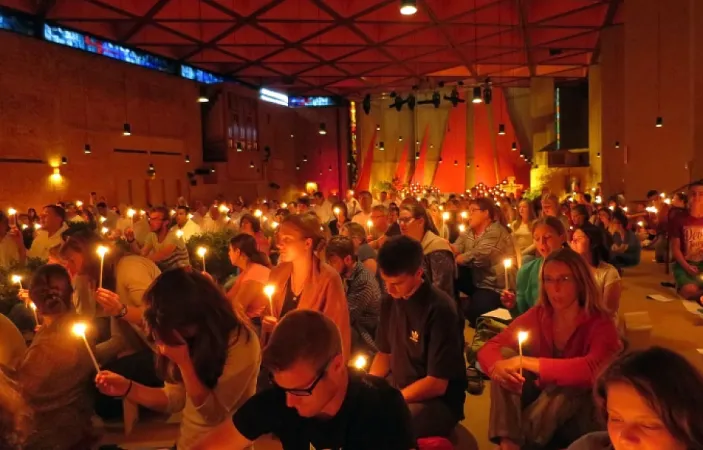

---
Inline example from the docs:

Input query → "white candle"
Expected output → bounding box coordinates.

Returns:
[96,246,109,289]
[29,302,39,325]
[366,219,373,236]
[503,258,512,289]
[72,323,100,372]
[441,212,450,238]
[7,208,17,227]
[127,208,136,227]
[197,247,207,272]
[517,331,529,376]
[11,274,23,290]
[264,284,276,317]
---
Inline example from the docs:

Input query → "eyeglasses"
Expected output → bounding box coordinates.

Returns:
[543,276,573,286]
[269,357,333,397]
[397,217,416,225]
[468,207,483,214]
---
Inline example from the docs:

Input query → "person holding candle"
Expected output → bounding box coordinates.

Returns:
[17,264,96,449]
[478,248,621,449]
[27,205,67,260]
[351,191,373,226]
[239,214,271,257]
[95,269,260,449]
[453,198,517,328]
[511,200,536,259]
[367,204,401,250]
[567,347,703,450]
[227,233,272,334]
[327,201,349,236]
[127,207,191,272]
[0,212,25,269]
[171,205,202,242]
[264,213,351,360]
[501,216,568,317]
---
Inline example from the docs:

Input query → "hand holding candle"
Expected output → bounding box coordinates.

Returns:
[29,302,39,325]
[11,274,23,290]
[197,247,208,272]
[72,323,100,372]
[127,208,136,226]
[503,258,512,290]
[517,331,529,376]
[264,284,276,317]
[366,219,373,236]
[96,245,109,288]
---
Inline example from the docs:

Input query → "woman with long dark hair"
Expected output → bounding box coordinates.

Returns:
[95,269,260,449]
[568,347,703,450]
[228,233,271,330]
[264,213,350,359]
[239,214,270,256]
[18,264,95,449]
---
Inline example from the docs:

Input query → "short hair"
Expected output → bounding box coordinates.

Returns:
[646,190,659,199]
[537,247,605,315]
[371,204,388,215]
[389,205,400,215]
[297,197,311,207]
[377,235,424,277]
[262,309,342,371]
[611,210,628,227]
[239,214,261,233]
[532,215,567,238]
[359,190,372,199]
[313,191,324,199]
[341,221,366,243]
[325,235,356,261]
[96,202,107,209]
[571,204,589,218]
[44,204,66,222]
[583,193,592,203]
[469,197,496,221]
[595,347,703,448]
[674,192,688,205]
[177,205,190,214]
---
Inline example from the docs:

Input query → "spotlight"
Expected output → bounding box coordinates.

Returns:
[400,0,417,15]
[498,124,506,135]
[444,87,465,107]
[123,123,132,136]
[362,94,371,115]
[376,124,381,131]
[615,141,620,148]
[84,144,91,155]
[399,136,403,142]
[379,142,385,151]
[319,123,327,135]
[185,154,190,163]
[236,142,243,152]
[472,87,482,104]
[415,151,420,160]
[655,116,663,128]
[197,86,209,103]
[61,156,68,165]
[249,161,255,169]
[511,142,517,151]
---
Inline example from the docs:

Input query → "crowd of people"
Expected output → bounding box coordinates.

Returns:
[0,182,702,450]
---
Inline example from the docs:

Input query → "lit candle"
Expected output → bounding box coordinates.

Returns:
[197,247,207,272]
[127,208,136,227]
[254,209,263,218]
[170,209,177,216]
[11,274,23,290]
[458,224,466,233]
[76,200,83,208]
[101,226,109,235]
[175,229,184,241]
[271,221,279,229]
[34,223,41,230]
[664,198,671,205]
[352,354,368,371]
[264,284,276,317]
[333,207,341,218]
[219,205,230,213]
[637,221,644,227]
[442,211,450,238]
[281,202,288,209]
[29,302,39,325]
[72,323,101,372]
[366,219,373,236]
[460,211,468,219]
[517,331,529,376]
[503,258,512,289]
[96,245,109,289]
[7,208,17,227]
[100,216,107,224]
[21,224,28,230]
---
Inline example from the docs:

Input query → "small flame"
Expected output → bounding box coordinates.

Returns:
[72,322,87,337]
[96,245,109,257]
[197,247,207,258]
[353,354,368,370]
[518,331,529,344]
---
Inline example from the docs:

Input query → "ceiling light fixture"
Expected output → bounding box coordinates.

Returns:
[376,124,381,131]
[303,155,308,162]
[438,157,443,164]
[655,116,663,128]
[236,142,243,152]
[61,156,68,165]
[472,87,482,104]
[319,123,327,135]
[379,142,385,151]
[123,123,132,136]
[415,151,420,160]
[511,141,517,151]
[498,124,506,136]
[399,136,403,142]
[615,141,620,148]
[185,154,190,163]
[400,0,417,15]
[453,160,458,166]
[84,144,91,155]
[197,86,209,103]
[249,161,255,169]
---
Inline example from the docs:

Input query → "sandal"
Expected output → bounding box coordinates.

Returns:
[466,366,485,396]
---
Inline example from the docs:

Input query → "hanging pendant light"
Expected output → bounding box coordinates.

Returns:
[399,136,403,142]
[415,151,420,160]
[472,87,483,104]
[615,141,620,148]
[61,156,68,165]
[438,157,443,164]
[197,86,209,103]
[466,162,471,168]
[379,142,385,151]
[655,116,663,128]
[400,0,417,15]
[123,123,132,136]
[498,124,506,135]
[328,165,332,172]
[249,161,255,169]
[185,154,190,163]
[596,152,601,158]
[296,164,301,170]
[511,142,517,151]
[376,124,381,131]
[149,163,155,171]
[303,155,308,162]
[236,142,243,152]
[84,144,91,155]
[453,160,458,166]
[318,123,327,135]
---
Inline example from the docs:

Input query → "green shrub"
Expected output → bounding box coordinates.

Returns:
[186,231,236,284]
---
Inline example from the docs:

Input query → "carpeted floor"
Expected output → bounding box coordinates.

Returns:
[100,250,703,449]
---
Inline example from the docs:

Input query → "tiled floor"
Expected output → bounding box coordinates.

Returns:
[100,251,703,449]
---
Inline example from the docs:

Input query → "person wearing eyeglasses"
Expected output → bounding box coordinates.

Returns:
[126,206,190,272]
[478,248,620,450]
[193,309,416,450]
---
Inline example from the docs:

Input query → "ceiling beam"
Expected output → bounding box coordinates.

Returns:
[36,0,58,17]
[119,0,171,42]
[515,0,535,77]
[590,0,622,65]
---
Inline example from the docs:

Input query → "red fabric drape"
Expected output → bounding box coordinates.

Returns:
[355,129,377,191]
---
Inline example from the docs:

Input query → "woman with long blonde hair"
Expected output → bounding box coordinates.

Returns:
[511,199,536,255]
[478,247,621,450]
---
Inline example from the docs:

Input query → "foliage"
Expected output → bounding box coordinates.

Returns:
[373,180,394,194]
[185,230,237,284]
[522,187,545,201]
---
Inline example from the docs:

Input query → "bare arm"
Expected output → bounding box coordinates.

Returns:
[369,351,391,378]
[400,376,448,403]
[148,244,177,263]
[127,382,171,412]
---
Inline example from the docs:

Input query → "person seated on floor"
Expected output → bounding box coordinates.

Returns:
[340,221,378,275]
[570,225,621,316]
[502,216,567,317]
[453,197,517,327]
[128,206,191,272]
[370,236,466,440]
[17,264,96,450]
[192,309,416,450]
[670,181,703,304]
[399,203,456,300]
[567,346,703,450]
[96,269,260,449]
[0,368,31,450]
[478,248,621,450]
[609,210,641,268]
[325,236,381,354]
[327,201,350,236]
[227,233,271,335]
[541,194,571,231]
[367,204,401,250]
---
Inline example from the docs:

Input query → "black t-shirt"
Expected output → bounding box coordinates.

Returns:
[385,222,401,237]
[233,372,416,450]
[376,281,467,419]
[280,277,300,318]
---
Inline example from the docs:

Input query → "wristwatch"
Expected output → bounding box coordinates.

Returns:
[115,304,128,319]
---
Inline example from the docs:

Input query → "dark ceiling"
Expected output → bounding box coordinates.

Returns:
[1,0,622,95]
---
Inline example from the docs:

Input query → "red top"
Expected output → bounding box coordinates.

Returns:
[477,305,621,388]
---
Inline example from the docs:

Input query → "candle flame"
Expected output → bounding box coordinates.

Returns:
[100,216,107,223]
[76,200,83,207]
[333,207,341,215]
[254,209,263,218]
[96,245,109,257]
[11,274,22,284]
[460,211,467,219]
[7,208,16,216]
[503,258,512,269]
[458,224,466,233]
[442,212,450,220]
[176,230,184,239]
[219,205,230,213]
[366,219,373,228]
[264,284,275,298]
[72,322,87,337]
[127,208,136,218]
[281,202,288,209]
[101,227,109,235]
[34,223,41,230]
[30,302,37,311]
[197,247,207,258]
[518,331,529,344]
[353,354,368,370]
[271,221,279,229]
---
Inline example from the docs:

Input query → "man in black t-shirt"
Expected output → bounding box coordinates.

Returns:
[370,236,467,439]
[193,310,415,450]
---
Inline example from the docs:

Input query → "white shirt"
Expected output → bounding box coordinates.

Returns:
[346,198,360,218]
[0,234,20,269]
[100,210,120,229]
[67,215,85,223]
[133,219,151,245]
[115,217,132,233]
[28,224,68,259]
[314,201,333,224]
[170,220,202,242]
[352,211,372,227]
[201,214,228,234]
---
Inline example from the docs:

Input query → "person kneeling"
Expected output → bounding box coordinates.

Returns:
[370,236,467,439]
[478,248,621,450]
[194,309,416,450]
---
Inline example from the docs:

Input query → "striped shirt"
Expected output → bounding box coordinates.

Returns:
[344,262,381,350]
[454,221,516,293]
[144,230,191,272]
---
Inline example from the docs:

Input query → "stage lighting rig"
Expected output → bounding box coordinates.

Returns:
[444,87,465,107]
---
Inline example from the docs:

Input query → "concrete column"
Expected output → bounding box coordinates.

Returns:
[529,77,555,188]
[588,64,603,189]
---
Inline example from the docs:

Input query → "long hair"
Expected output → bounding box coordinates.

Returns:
[512,199,536,229]
[532,215,567,241]
[595,347,703,448]
[143,269,253,389]
[239,214,261,233]
[281,213,327,255]
[59,234,121,292]
[575,224,610,267]
[536,247,606,315]
[230,233,270,268]
[400,204,439,235]
[28,264,74,316]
